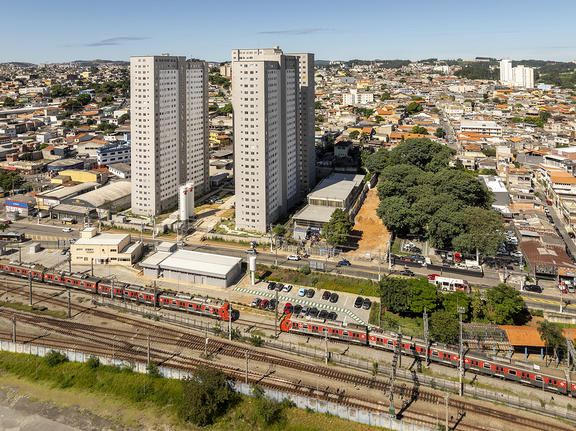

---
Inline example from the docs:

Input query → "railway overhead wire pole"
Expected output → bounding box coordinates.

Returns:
[458,305,465,396]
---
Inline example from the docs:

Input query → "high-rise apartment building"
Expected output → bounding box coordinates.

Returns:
[499,59,534,88]
[130,54,209,216]
[232,47,315,233]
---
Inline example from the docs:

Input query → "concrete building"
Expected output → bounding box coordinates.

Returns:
[97,142,131,166]
[140,249,242,288]
[460,120,502,137]
[130,54,209,216]
[71,227,142,266]
[499,59,534,88]
[231,46,315,232]
[343,89,374,105]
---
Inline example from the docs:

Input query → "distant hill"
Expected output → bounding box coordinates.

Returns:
[0,62,36,67]
[71,59,129,66]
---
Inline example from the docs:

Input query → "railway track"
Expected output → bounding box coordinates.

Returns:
[2,308,574,431]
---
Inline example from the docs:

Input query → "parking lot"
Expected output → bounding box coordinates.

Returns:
[234,279,373,326]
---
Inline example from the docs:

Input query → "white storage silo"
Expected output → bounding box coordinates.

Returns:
[179,185,189,222]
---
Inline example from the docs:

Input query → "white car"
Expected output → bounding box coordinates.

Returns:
[282,284,293,293]
[287,254,300,261]
[62,228,73,233]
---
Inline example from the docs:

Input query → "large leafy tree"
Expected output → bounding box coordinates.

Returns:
[427,200,466,249]
[376,196,417,234]
[442,291,471,320]
[322,208,352,245]
[452,206,506,258]
[389,138,454,172]
[378,277,410,313]
[405,101,423,116]
[364,149,391,174]
[407,278,440,313]
[377,164,425,201]
[483,284,525,325]
[178,365,235,426]
[436,169,492,207]
[429,310,459,344]
[537,320,565,365]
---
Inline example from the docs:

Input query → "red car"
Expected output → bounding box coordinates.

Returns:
[454,253,462,262]
[559,284,568,294]
[259,299,269,309]
[547,200,553,205]
[427,274,440,280]
[283,303,292,313]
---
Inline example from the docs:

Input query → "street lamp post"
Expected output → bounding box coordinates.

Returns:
[112,335,117,361]
[457,305,465,397]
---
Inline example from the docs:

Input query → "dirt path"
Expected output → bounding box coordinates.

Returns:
[352,188,390,254]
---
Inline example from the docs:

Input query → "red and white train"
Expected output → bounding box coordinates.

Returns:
[0,260,234,322]
[281,313,575,396]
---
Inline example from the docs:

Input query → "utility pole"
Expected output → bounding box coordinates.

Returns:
[205,327,208,357]
[147,334,151,364]
[68,290,71,318]
[444,393,451,431]
[423,307,429,368]
[28,271,32,307]
[12,314,16,343]
[228,287,233,341]
[245,350,249,384]
[111,278,114,299]
[458,304,465,397]
[325,325,328,365]
[269,224,274,252]
[388,328,402,418]
[378,249,381,282]
[274,289,279,337]
[91,258,94,277]
[68,253,71,273]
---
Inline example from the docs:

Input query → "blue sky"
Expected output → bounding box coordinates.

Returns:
[3,0,575,64]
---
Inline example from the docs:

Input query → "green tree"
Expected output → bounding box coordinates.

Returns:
[251,385,285,426]
[492,97,501,104]
[434,127,444,138]
[376,195,416,234]
[322,208,352,245]
[537,320,564,365]
[378,277,410,313]
[216,104,232,115]
[3,97,16,107]
[452,207,505,258]
[429,310,459,344]
[380,92,391,101]
[470,287,484,322]
[314,101,323,109]
[273,224,286,236]
[442,291,471,320]
[315,114,325,122]
[364,149,390,174]
[405,101,423,115]
[510,116,522,123]
[389,138,454,172]
[178,365,234,426]
[427,200,466,249]
[77,93,91,105]
[463,99,475,108]
[408,278,440,313]
[412,126,428,135]
[539,110,552,123]
[483,284,525,325]
[349,130,360,140]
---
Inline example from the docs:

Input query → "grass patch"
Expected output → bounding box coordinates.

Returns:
[205,237,253,247]
[0,351,387,431]
[0,301,67,319]
[256,265,378,296]
[391,238,410,256]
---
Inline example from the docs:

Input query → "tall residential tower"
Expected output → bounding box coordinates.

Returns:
[232,47,315,233]
[130,54,209,216]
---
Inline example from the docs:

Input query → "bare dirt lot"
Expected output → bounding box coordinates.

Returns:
[350,188,391,255]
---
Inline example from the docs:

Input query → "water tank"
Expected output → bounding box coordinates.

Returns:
[249,256,257,272]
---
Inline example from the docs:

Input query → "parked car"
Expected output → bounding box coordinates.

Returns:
[251,298,262,307]
[282,284,293,293]
[60,248,69,255]
[298,288,307,297]
[300,306,310,317]
[259,300,269,309]
[275,283,284,291]
[267,299,277,310]
[354,296,364,308]
[547,200,553,205]
[287,254,301,261]
[327,311,338,321]
[283,303,292,313]
[63,227,73,233]
[321,291,331,300]
[400,270,415,277]
[559,284,568,294]
[329,293,339,303]
[569,232,576,239]
[306,289,315,298]
[318,310,328,320]
[293,304,302,315]
[362,298,372,310]
[524,285,542,293]
[337,259,351,267]
[309,307,319,318]
[267,282,276,290]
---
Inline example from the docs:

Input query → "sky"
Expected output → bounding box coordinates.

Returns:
[3,0,576,64]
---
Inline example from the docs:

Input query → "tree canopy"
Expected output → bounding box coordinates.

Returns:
[405,101,423,116]
[429,310,459,344]
[3,97,16,107]
[322,208,352,245]
[483,284,525,325]
[178,365,234,426]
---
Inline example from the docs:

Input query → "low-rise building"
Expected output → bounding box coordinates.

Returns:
[71,227,142,266]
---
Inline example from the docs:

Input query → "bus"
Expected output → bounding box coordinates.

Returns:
[0,232,25,242]
[430,277,470,293]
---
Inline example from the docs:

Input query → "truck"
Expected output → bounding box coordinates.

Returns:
[430,277,470,293]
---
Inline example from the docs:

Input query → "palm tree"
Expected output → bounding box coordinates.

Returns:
[537,320,563,365]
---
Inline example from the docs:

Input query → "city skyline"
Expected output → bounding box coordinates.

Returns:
[2,0,575,64]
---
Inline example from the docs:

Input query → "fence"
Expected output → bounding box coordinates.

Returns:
[0,340,434,431]
[262,338,576,422]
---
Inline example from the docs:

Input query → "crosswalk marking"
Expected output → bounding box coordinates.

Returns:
[235,286,368,325]
[25,235,70,242]
[522,295,576,307]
